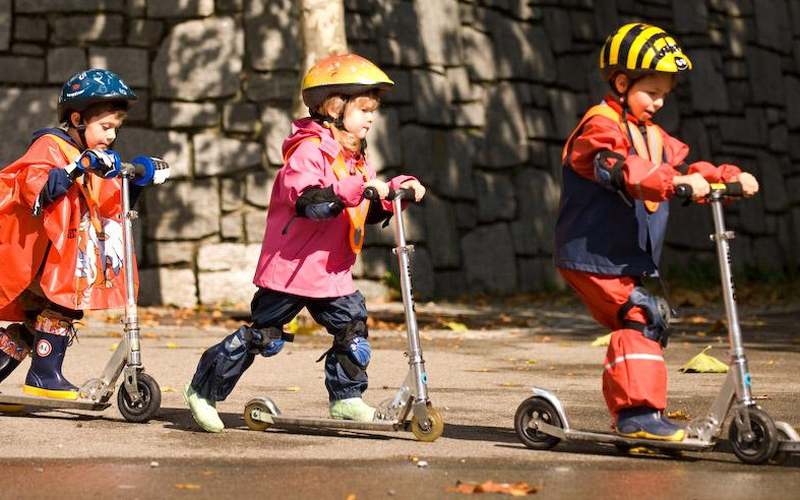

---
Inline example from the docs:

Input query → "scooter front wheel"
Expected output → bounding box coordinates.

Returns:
[729,407,778,465]
[117,372,161,423]
[244,398,273,431]
[515,396,562,450]
[411,406,444,442]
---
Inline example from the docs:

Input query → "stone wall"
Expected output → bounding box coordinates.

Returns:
[0,0,798,307]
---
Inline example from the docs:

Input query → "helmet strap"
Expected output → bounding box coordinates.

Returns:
[69,112,89,150]
[333,96,351,131]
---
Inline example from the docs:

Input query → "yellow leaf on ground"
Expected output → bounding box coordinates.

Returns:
[109,341,119,351]
[591,333,612,346]
[160,387,175,393]
[441,321,468,331]
[666,409,692,420]
[678,346,728,373]
[285,317,299,333]
[444,480,539,496]
[173,484,201,490]
[284,386,301,392]
[166,341,180,349]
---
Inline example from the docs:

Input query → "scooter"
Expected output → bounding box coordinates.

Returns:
[243,187,445,442]
[0,156,170,423]
[514,182,800,464]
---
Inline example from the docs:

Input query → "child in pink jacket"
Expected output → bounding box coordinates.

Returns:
[183,54,425,432]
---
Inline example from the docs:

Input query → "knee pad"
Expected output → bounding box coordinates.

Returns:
[617,286,673,347]
[332,321,370,368]
[242,326,294,357]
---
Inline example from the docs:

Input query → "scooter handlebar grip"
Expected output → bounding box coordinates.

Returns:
[362,187,418,202]
[363,186,380,201]
[129,156,171,186]
[389,187,417,201]
[723,182,744,197]
[674,184,692,199]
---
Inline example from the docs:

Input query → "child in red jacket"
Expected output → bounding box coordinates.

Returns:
[554,23,758,440]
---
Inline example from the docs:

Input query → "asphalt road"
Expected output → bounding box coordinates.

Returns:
[1,300,799,499]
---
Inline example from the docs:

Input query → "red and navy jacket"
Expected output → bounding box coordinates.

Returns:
[554,97,740,277]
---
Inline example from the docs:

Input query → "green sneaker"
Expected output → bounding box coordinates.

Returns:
[329,397,376,422]
[182,384,224,433]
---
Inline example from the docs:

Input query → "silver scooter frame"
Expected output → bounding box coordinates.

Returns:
[244,188,444,441]
[0,162,162,422]
[515,184,800,464]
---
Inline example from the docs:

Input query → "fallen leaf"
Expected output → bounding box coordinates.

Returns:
[666,409,692,420]
[109,341,119,351]
[166,341,180,349]
[590,333,612,346]
[678,346,728,373]
[444,480,539,496]
[441,321,468,331]
[346,494,357,500]
[173,484,201,490]
[284,386,301,392]
[160,387,175,393]
[498,382,521,387]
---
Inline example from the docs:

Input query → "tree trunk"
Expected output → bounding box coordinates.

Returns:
[296,0,348,117]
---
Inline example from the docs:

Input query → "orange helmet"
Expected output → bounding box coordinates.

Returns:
[301,53,394,111]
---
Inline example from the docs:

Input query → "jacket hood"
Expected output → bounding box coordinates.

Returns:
[281,117,333,158]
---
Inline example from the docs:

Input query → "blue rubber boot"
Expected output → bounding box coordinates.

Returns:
[23,332,78,400]
[615,407,685,441]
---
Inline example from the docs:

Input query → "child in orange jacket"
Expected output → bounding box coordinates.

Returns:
[0,69,141,402]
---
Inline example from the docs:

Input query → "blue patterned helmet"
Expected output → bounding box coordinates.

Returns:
[58,69,138,124]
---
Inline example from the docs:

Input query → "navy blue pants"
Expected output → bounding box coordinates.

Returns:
[190,288,369,402]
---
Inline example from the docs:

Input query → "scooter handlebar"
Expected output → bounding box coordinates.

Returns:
[120,156,171,186]
[674,181,743,201]
[363,186,417,202]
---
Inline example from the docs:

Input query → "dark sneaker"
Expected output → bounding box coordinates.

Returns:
[615,407,685,441]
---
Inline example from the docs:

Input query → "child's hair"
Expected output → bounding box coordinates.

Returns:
[317,91,380,154]
[67,101,129,127]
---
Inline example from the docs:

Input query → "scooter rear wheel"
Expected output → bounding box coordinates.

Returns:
[411,406,444,442]
[244,399,273,432]
[117,372,161,423]
[728,407,778,465]
[515,396,562,450]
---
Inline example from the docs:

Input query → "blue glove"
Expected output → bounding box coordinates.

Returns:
[347,336,371,368]
[66,148,121,180]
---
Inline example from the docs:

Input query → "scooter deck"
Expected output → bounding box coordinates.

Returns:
[0,393,111,411]
[262,414,401,432]
[537,420,716,451]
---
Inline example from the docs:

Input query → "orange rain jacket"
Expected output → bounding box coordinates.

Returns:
[0,130,135,320]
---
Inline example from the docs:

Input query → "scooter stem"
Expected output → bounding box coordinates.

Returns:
[120,174,141,368]
[709,192,753,406]
[391,197,428,404]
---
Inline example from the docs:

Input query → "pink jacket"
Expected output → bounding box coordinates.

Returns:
[253,117,414,298]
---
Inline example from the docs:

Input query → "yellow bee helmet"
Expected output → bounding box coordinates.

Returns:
[302,53,394,111]
[599,23,692,80]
